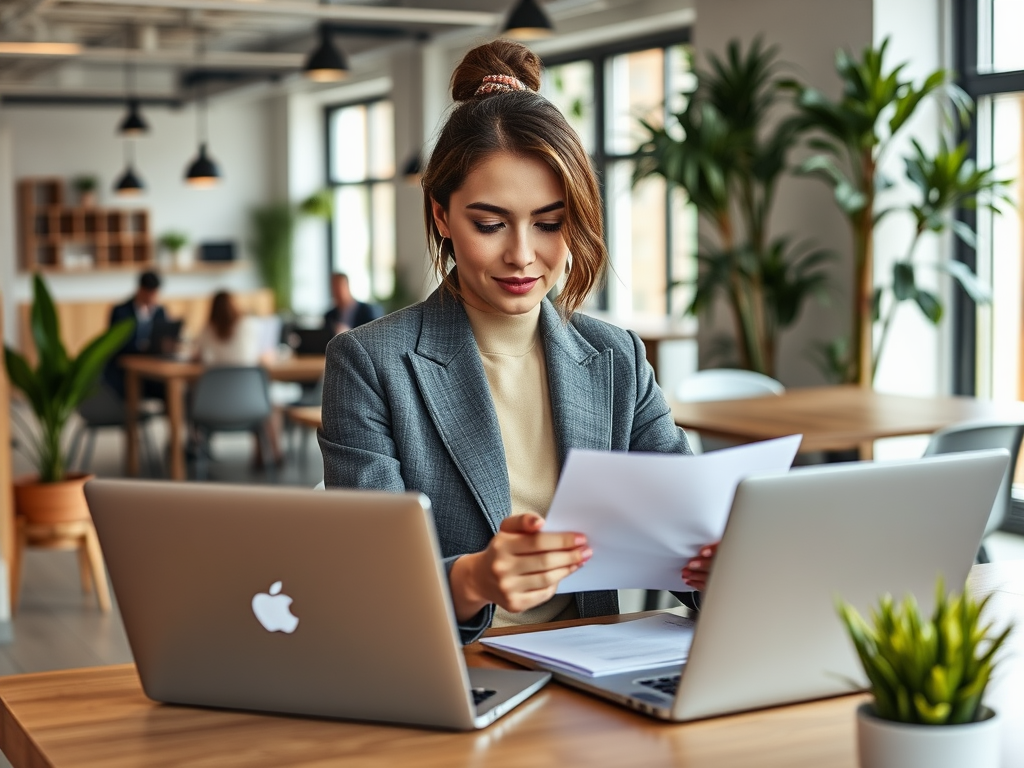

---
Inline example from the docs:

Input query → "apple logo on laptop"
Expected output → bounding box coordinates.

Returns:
[251,581,299,633]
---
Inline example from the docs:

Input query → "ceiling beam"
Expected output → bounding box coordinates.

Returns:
[0,45,304,68]
[52,0,501,26]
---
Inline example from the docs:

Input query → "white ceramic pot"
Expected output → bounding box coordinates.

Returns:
[857,703,1000,768]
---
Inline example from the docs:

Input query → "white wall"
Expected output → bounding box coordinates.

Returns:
[0,85,275,346]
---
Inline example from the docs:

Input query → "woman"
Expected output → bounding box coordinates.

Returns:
[195,290,289,466]
[319,40,715,643]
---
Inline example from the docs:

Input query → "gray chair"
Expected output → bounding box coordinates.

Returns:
[190,366,274,480]
[922,420,1024,563]
[67,383,160,475]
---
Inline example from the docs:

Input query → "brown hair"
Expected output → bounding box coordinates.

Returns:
[421,39,607,316]
[208,290,240,342]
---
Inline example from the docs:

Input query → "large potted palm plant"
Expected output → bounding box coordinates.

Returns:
[3,275,134,523]
[786,38,1011,385]
[635,37,833,377]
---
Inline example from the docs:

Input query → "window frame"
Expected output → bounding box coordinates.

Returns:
[323,96,396,302]
[541,27,693,315]
[952,0,1024,395]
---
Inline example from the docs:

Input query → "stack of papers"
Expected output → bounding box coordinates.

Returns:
[480,614,695,677]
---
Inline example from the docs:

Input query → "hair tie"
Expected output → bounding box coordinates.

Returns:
[474,74,529,97]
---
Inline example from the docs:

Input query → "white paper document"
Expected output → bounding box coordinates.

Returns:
[481,614,696,677]
[545,435,801,593]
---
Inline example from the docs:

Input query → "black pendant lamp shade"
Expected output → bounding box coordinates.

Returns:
[185,142,221,187]
[502,0,554,40]
[114,140,144,196]
[118,98,149,136]
[402,152,422,183]
[114,165,145,196]
[304,25,348,82]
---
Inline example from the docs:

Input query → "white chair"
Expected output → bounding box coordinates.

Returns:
[922,420,1024,563]
[674,369,785,453]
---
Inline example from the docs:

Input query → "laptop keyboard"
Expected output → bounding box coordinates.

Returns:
[472,687,497,706]
[637,674,680,697]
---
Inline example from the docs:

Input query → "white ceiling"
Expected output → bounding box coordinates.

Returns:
[0,0,622,103]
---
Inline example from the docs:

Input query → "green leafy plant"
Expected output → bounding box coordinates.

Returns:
[3,275,135,483]
[72,175,98,194]
[787,38,1011,385]
[158,231,189,252]
[838,578,1012,725]
[251,189,334,313]
[636,37,832,377]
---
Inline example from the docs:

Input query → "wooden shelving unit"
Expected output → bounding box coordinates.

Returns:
[17,177,155,272]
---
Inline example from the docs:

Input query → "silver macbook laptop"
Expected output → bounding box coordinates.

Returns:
[84,480,550,730]
[486,450,1009,721]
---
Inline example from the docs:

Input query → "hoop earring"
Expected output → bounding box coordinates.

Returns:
[436,236,449,264]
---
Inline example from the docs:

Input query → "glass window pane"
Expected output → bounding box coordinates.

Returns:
[605,159,667,314]
[332,186,372,299]
[368,101,395,179]
[605,48,665,156]
[669,186,698,326]
[988,0,1024,74]
[371,182,396,301]
[330,105,367,182]
[665,44,696,120]
[542,60,596,155]
[979,93,1024,401]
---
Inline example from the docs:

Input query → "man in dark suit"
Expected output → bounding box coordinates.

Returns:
[323,272,382,334]
[104,270,168,397]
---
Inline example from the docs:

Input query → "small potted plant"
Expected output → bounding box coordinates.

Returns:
[72,175,99,207]
[158,231,190,269]
[838,578,1012,768]
[3,275,134,524]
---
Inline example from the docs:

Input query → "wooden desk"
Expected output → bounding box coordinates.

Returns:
[286,405,323,430]
[671,385,1024,458]
[0,562,1019,768]
[121,355,325,481]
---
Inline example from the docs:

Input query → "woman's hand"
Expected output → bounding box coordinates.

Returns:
[449,512,592,622]
[681,542,719,591]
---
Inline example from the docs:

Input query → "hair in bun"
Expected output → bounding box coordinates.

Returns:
[450,39,542,101]
[422,39,607,316]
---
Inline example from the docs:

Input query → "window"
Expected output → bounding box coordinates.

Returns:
[541,31,695,318]
[325,99,395,303]
[955,0,1024,529]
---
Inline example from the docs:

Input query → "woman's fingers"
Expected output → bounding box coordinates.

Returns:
[681,541,719,590]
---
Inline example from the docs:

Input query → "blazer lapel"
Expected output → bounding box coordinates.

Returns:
[540,301,614,467]
[409,292,509,533]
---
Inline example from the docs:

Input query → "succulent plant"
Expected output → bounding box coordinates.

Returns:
[838,578,1012,725]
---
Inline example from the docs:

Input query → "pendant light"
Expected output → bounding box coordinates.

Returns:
[114,140,145,196]
[185,30,221,187]
[502,0,555,40]
[117,61,149,136]
[304,24,348,82]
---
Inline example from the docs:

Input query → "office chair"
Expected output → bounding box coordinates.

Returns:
[67,383,161,476]
[285,375,324,464]
[922,420,1024,563]
[189,366,275,480]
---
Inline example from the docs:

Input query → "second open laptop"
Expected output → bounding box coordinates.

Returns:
[485,449,1009,722]
[84,481,550,730]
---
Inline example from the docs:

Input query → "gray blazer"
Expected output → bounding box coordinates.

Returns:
[319,288,692,643]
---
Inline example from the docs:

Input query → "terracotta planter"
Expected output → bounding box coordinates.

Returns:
[13,473,95,526]
[857,703,999,768]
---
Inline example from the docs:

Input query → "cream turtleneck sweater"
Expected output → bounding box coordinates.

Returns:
[463,303,578,627]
